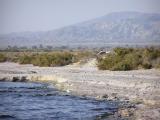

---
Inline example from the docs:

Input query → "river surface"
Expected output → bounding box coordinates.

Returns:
[0,82,119,120]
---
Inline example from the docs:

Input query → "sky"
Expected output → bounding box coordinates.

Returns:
[0,0,160,34]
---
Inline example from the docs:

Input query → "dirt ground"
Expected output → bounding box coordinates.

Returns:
[0,61,160,119]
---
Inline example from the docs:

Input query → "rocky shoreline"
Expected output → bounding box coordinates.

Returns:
[0,62,160,119]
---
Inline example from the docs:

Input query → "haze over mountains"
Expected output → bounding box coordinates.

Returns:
[0,12,160,48]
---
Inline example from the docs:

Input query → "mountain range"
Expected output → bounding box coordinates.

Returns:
[0,11,160,48]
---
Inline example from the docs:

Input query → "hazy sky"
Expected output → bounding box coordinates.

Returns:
[0,0,160,34]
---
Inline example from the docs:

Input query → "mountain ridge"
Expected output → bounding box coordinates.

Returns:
[1,11,160,48]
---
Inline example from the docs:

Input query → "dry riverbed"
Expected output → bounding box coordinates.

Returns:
[0,62,160,120]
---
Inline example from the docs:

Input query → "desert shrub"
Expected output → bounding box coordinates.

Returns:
[31,54,50,67]
[111,61,131,71]
[39,55,50,67]
[0,51,84,67]
[154,58,160,69]
[156,64,160,69]
[19,55,32,64]
[114,47,133,56]
[8,56,19,62]
[97,47,160,71]
[48,52,74,66]
[31,57,41,66]
[97,54,114,70]
[142,62,152,69]
[0,53,7,62]
[21,52,75,67]
[97,53,122,70]
[124,53,142,69]
[143,47,160,60]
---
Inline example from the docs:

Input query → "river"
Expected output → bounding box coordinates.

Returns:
[0,81,119,120]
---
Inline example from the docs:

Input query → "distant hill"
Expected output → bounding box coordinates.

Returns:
[0,11,160,48]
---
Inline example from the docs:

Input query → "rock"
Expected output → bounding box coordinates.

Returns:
[119,109,129,117]
[111,93,118,97]
[118,107,135,118]
[66,89,70,93]
[12,77,20,82]
[102,94,108,99]
[30,71,37,74]
[108,93,118,100]
[0,77,7,81]
[21,76,28,82]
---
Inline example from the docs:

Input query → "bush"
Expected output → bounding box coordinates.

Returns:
[17,52,75,67]
[111,61,131,71]
[19,55,32,64]
[142,62,152,69]
[0,53,7,62]
[47,52,74,66]
[156,64,160,69]
[0,50,95,67]
[114,47,133,56]
[97,47,160,71]
[124,53,142,69]
[97,54,121,70]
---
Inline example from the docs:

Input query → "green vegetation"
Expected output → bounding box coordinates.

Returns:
[13,52,75,67]
[31,52,74,67]
[1,47,160,70]
[0,53,7,62]
[97,47,160,71]
[0,50,94,67]
[19,55,33,64]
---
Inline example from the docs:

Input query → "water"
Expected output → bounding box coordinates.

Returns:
[0,82,118,120]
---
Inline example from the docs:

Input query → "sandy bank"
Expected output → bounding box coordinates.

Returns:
[0,62,160,119]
